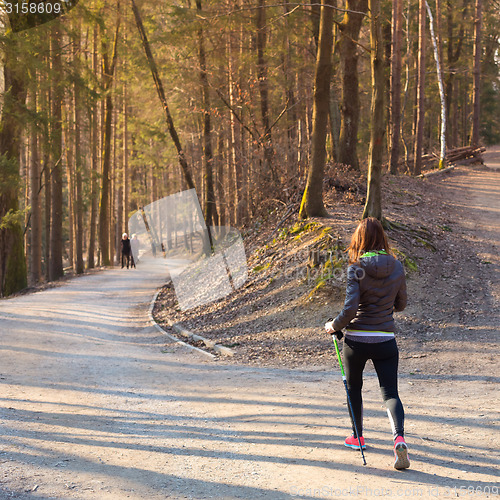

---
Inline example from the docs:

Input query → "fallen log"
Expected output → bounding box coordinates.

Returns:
[453,156,483,166]
[390,146,485,172]
[421,165,455,178]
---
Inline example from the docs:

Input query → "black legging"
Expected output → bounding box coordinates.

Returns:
[121,252,131,268]
[343,337,404,440]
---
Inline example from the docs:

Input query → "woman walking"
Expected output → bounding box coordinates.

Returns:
[121,233,132,269]
[325,217,410,470]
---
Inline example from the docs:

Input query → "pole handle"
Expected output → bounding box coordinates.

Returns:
[332,335,345,378]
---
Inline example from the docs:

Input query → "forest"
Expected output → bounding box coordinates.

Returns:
[0,0,498,297]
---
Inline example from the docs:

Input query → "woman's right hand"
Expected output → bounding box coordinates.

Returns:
[325,320,335,334]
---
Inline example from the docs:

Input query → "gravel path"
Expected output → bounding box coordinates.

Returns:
[0,167,499,499]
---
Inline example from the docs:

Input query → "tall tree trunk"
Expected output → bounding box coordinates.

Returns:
[110,104,117,265]
[115,91,123,264]
[389,0,403,174]
[283,0,298,183]
[49,24,64,281]
[123,83,129,234]
[426,1,447,168]
[0,34,28,295]
[299,0,333,219]
[400,0,412,172]
[338,0,368,170]
[216,133,226,226]
[29,80,42,285]
[362,0,385,220]
[470,0,482,147]
[23,131,29,277]
[329,86,341,163]
[73,25,84,274]
[196,0,218,232]
[65,99,75,271]
[413,0,426,176]
[256,0,277,187]
[98,6,121,267]
[435,0,445,80]
[98,84,114,267]
[87,26,99,269]
[311,1,321,49]
[296,46,310,172]
[445,0,467,148]
[227,21,244,225]
[42,63,52,280]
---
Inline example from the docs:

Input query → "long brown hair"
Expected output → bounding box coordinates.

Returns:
[347,217,393,264]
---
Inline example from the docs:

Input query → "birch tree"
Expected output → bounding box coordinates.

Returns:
[413,0,426,176]
[426,1,447,169]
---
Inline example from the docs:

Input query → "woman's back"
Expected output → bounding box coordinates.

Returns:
[349,251,406,332]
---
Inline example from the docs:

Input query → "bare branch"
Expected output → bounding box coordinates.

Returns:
[266,98,290,136]
[196,3,369,21]
[212,86,259,142]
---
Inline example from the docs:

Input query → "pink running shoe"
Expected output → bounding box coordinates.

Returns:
[344,435,366,450]
[394,436,410,470]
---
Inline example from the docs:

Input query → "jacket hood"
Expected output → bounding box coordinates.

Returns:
[359,251,396,279]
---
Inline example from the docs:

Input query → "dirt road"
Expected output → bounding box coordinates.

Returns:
[1,166,499,499]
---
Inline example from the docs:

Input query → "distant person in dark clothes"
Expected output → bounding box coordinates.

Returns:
[121,233,132,269]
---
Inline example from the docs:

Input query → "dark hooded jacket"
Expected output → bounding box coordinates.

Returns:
[333,252,407,333]
[121,237,132,255]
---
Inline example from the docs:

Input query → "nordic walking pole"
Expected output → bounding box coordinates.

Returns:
[329,328,367,466]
